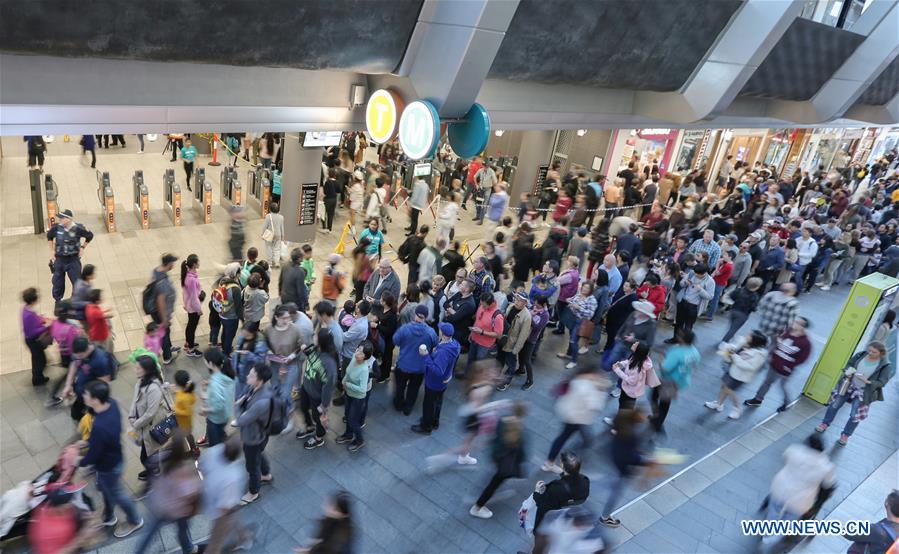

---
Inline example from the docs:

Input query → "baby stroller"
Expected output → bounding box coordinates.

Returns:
[0,444,94,544]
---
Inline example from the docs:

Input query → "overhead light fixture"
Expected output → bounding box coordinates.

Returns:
[494,129,505,137]
[577,129,588,137]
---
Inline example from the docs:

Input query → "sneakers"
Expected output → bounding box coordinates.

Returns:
[743,398,762,407]
[304,437,325,450]
[496,383,510,392]
[469,505,493,519]
[348,442,365,453]
[565,362,577,370]
[838,434,849,446]
[113,518,144,539]
[663,338,677,345]
[410,424,431,435]
[98,515,118,528]
[196,436,208,447]
[815,423,828,433]
[776,404,789,413]
[541,462,563,474]
[577,346,589,355]
[295,426,316,440]
[137,470,150,482]
[727,407,741,420]
[521,381,534,391]
[335,434,353,445]
[600,516,621,528]
[610,388,621,398]
[185,348,203,358]
[602,416,614,426]
[555,352,571,359]
[457,454,477,465]
[819,285,831,291]
[278,420,295,436]
[704,401,724,412]
[45,396,64,408]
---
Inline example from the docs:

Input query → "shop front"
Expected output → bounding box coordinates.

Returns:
[867,127,899,164]
[606,128,681,177]
[799,128,844,173]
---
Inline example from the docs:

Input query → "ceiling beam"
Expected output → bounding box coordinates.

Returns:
[396,0,519,118]
[632,0,802,124]
[765,0,899,123]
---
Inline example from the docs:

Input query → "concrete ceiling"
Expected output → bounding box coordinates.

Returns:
[0,0,423,73]
[858,54,899,105]
[487,0,743,91]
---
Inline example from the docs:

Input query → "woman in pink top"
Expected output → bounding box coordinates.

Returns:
[551,189,573,223]
[47,300,84,406]
[605,342,659,424]
[180,254,203,357]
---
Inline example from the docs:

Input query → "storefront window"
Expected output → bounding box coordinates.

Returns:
[674,130,706,172]
[763,129,791,170]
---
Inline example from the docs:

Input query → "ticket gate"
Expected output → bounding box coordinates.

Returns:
[96,171,116,232]
[44,174,59,228]
[246,166,272,217]
[133,170,150,230]
[220,166,242,208]
[194,167,213,224]
[163,169,182,226]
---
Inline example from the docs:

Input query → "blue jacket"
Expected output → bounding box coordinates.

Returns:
[393,321,438,374]
[759,247,785,271]
[423,339,461,391]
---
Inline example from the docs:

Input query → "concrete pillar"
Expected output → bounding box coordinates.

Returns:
[510,130,555,201]
[280,138,322,245]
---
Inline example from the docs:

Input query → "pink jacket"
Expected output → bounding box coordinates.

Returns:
[612,357,660,399]
[50,320,82,356]
[182,270,203,314]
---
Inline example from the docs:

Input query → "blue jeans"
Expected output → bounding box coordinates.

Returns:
[135,515,193,554]
[706,283,726,317]
[566,320,582,362]
[244,439,270,495]
[821,393,862,436]
[272,361,299,412]
[467,342,492,370]
[602,340,630,372]
[95,462,141,525]
[792,264,808,291]
[344,395,365,445]
[220,318,239,356]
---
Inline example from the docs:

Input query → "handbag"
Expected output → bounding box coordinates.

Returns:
[261,214,275,242]
[37,330,53,348]
[578,320,596,339]
[148,388,179,445]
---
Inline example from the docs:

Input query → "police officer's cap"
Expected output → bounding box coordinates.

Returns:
[58,209,74,219]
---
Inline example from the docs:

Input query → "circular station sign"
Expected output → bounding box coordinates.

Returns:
[398,99,440,160]
[447,103,491,159]
[365,89,403,144]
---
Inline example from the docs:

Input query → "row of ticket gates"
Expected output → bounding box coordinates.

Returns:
[42,166,273,232]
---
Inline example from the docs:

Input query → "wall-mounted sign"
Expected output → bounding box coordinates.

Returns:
[398,100,440,160]
[591,156,604,171]
[366,89,403,144]
[413,163,432,177]
[297,182,319,225]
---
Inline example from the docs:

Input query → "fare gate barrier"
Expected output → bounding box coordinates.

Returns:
[133,170,150,230]
[44,174,59,228]
[163,169,182,226]
[247,166,272,217]
[220,166,242,208]
[96,171,116,232]
[194,167,213,224]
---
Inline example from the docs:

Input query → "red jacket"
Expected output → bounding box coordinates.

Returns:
[713,261,733,287]
[636,283,667,317]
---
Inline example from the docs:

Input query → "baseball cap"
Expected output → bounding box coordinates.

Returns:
[438,322,455,337]
[514,291,528,302]
[414,304,429,318]
[57,209,73,219]
[353,170,364,180]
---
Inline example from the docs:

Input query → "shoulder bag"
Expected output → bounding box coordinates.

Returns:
[261,214,275,242]
[149,386,179,445]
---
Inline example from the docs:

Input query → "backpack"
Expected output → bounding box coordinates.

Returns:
[211,280,240,315]
[141,277,164,316]
[427,246,443,273]
[397,236,415,263]
[238,261,256,287]
[266,395,289,436]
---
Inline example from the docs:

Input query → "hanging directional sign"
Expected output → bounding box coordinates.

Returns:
[366,89,403,144]
[447,103,491,159]
[398,100,440,161]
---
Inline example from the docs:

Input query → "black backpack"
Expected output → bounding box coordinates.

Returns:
[141,277,164,316]
[266,395,289,435]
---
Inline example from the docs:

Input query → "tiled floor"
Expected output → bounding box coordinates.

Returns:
[1,138,896,552]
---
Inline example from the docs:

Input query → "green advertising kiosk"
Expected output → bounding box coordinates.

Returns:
[803,272,899,403]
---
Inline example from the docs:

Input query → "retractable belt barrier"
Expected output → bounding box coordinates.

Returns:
[220,166,242,208]
[96,171,116,232]
[133,170,150,230]
[163,168,182,226]
[195,168,212,224]
[44,174,58,228]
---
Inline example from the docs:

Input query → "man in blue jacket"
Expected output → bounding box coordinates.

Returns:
[392,304,438,415]
[412,322,461,434]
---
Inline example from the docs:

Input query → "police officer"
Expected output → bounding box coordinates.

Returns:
[47,209,94,302]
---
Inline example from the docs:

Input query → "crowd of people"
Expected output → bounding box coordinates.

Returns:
[13,132,899,553]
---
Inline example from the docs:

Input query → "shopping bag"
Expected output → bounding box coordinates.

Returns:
[518,494,537,535]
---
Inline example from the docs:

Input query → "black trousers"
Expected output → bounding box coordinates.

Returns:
[381,340,395,381]
[324,198,337,231]
[476,470,510,508]
[420,387,445,430]
[183,161,194,189]
[673,300,698,338]
[649,386,671,432]
[25,337,47,385]
[409,207,421,233]
[518,341,536,384]
[393,369,423,415]
[185,312,201,349]
[299,389,326,438]
[84,148,96,168]
[111,135,126,147]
